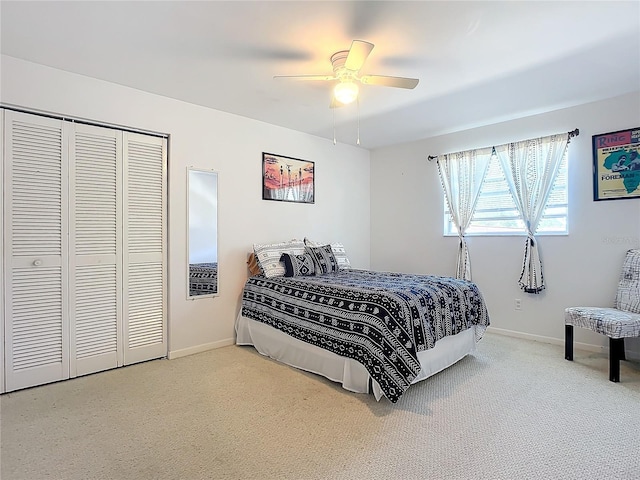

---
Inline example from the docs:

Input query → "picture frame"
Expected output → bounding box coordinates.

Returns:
[592,127,640,201]
[262,152,315,204]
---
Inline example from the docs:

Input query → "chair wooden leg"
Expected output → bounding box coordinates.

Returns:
[565,325,573,361]
[609,337,625,382]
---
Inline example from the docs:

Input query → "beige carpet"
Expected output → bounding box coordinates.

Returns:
[1,332,639,480]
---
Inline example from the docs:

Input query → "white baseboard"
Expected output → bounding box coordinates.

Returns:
[486,326,607,354]
[166,329,639,362]
[628,351,640,361]
[168,338,235,360]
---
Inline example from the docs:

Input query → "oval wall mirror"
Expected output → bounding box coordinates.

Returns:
[188,168,218,298]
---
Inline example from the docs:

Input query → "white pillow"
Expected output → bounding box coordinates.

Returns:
[304,238,352,270]
[253,239,306,278]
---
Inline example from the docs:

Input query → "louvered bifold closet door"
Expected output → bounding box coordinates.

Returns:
[123,132,167,365]
[3,111,70,392]
[0,111,4,393]
[69,124,123,377]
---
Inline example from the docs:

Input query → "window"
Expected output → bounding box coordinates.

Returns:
[444,150,568,235]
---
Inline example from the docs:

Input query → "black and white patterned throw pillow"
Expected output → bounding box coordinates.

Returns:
[253,239,306,278]
[306,244,339,274]
[304,238,352,270]
[280,252,316,277]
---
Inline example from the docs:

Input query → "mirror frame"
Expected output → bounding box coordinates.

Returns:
[187,167,219,299]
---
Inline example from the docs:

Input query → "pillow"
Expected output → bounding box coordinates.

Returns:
[305,244,339,274]
[280,252,316,277]
[253,239,306,278]
[304,238,352,270]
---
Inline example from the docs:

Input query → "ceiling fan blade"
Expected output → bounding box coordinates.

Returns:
[273,74,336,81]
[344,40,374,71]
[359,75,419,89]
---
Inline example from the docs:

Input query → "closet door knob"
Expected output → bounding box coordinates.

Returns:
[33,259,43,266]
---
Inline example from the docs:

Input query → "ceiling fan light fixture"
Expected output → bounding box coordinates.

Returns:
[334,81,359,104]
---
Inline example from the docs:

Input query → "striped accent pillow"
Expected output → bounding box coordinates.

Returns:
[304,238,352,270]
[306,244,339,274]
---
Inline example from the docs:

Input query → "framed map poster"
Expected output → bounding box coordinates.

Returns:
[593,127,640,201]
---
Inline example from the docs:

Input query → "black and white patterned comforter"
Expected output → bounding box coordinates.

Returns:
[241,269,490,403]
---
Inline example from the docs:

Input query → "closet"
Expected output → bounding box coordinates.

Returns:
[1,109,167,393]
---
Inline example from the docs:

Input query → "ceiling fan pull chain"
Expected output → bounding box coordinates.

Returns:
[357,97,360,145]
[333,107,337,145]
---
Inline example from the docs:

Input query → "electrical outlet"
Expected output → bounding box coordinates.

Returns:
[515,299,522,310]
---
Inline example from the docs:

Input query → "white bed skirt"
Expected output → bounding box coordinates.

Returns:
[235,312,478,401]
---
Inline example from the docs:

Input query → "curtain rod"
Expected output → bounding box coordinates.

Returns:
[427,128,580,161]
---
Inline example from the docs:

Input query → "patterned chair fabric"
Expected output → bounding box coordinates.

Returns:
[564,249,640,382]
[564,307,640,339]
[614,247,640,314]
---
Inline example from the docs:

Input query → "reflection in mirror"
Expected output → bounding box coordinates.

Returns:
[188,168,218,298]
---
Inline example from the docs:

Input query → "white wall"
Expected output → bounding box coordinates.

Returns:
[370,92,640,355]
[1,55,371,358]
[4,53,638,362]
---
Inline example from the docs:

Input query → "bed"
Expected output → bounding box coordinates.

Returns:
[236,240,490,403]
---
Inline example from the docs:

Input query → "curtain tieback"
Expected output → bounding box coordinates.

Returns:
[526,232,535,246]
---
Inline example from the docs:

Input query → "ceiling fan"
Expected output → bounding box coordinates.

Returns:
[274,40,419,107]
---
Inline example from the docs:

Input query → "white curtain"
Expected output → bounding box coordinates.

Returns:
[436,148,492,280]
[494,133,569,293]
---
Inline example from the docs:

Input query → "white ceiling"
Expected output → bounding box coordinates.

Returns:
[1,1,639,149]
